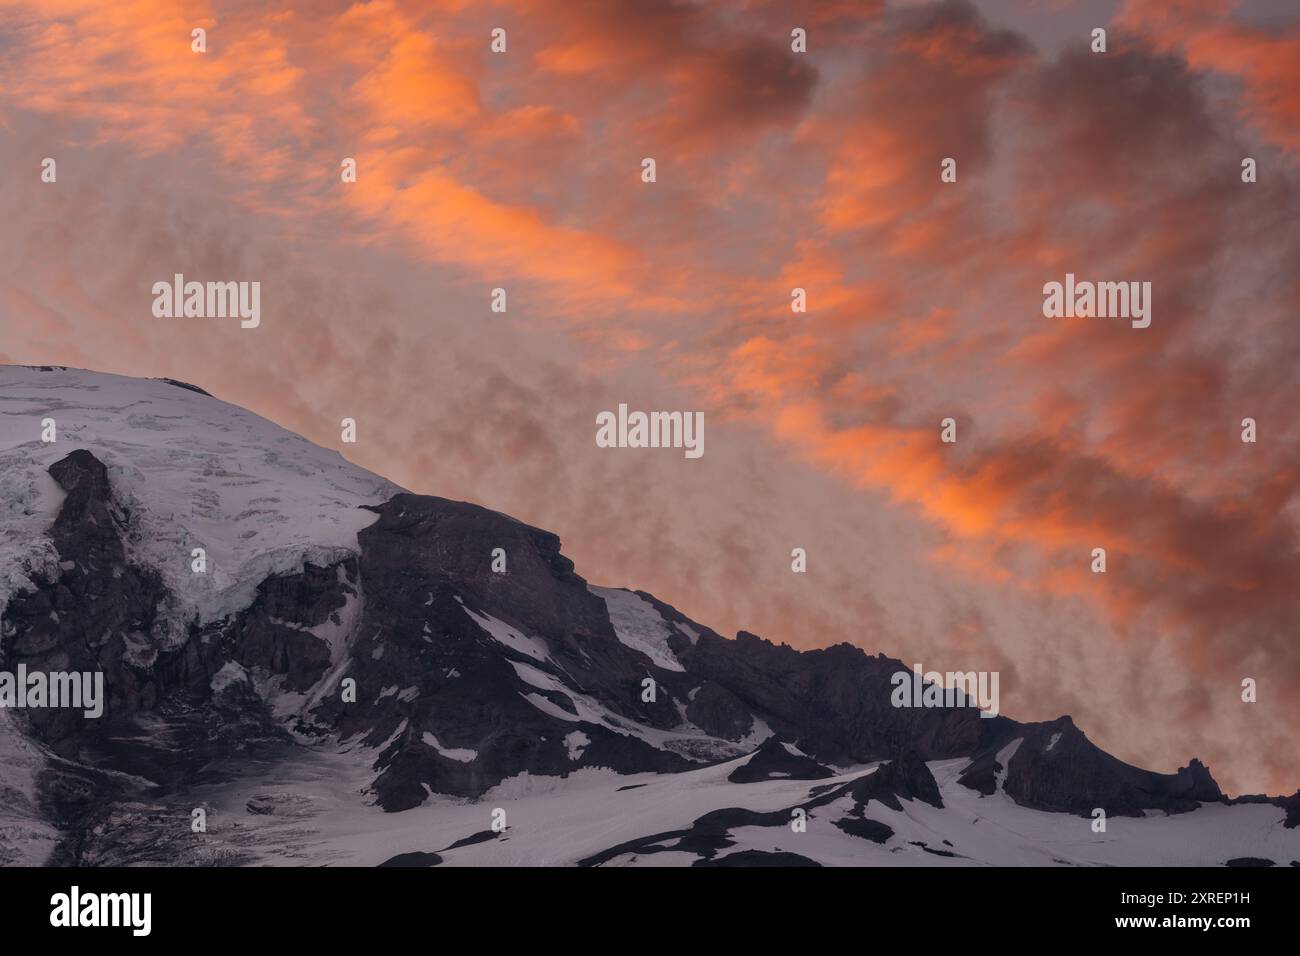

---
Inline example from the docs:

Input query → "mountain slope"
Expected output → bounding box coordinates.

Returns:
[1,365,1295,867]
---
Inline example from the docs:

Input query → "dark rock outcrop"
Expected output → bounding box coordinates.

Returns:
[304,494,695,808]
[2,450,169,751]
[839,751,944,812]
[958,716,1223,817]
[833,816,894,844]
[685,680,754,742]
[2,452,338,858]
[677,630,999,769]
[728,737,835,783]
[227,560,354,692]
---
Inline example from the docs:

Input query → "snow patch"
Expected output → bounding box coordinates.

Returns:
[994,738,1024,792]
[507,659,558,692]
[589,586,684,672]
[737,714,775,750]
[462,604,549,662]
[421,732,477,763]
[173,744,1300,868]
[565,731,591,761]
[210,661,250,694]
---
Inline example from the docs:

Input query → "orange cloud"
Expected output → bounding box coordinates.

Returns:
[1,0,1298,794]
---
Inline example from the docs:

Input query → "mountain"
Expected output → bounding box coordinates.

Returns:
[1,365,1295,867]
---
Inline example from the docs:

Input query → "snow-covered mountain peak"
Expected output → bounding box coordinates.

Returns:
[0,365,400,626]
[1,365,1295,869]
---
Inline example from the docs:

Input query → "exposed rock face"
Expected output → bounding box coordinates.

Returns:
[2,450,170,752]
[306,493,697,809]
[678,630,997,766]
[226,560,355,694]
[834,816,895,844]
[727,737,835,783]
[957,717,1223,816]
[1277,791,1298,829]
[1,450,292,857]
[843,751,944,811]
[685,681,754,742]
[2,447,1236,834]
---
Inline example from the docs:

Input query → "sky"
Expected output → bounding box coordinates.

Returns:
[0,0,1297,796]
